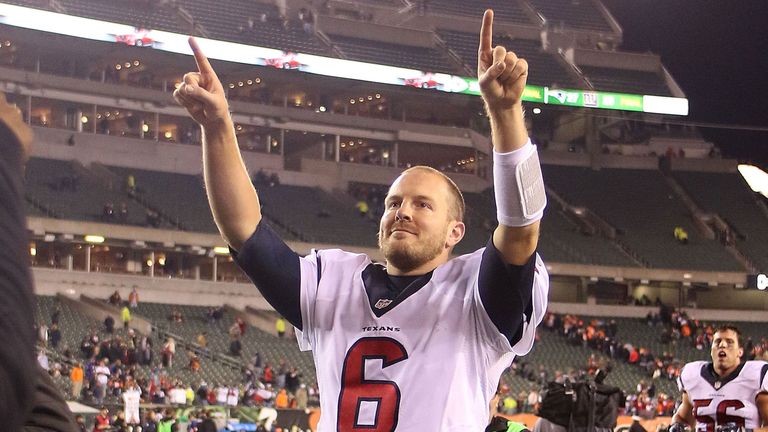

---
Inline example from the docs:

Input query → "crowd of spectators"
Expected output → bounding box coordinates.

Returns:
[498,304,768,419]
[34,295,321,429]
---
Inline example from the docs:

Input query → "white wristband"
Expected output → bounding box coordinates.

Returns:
[493,139,547,227]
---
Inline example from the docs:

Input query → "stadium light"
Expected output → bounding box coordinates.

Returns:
[737,164,768,198]
[213,246,230,255]
[84,235,105,244]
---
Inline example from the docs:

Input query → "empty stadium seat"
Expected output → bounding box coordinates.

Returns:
[579,65,672,96]
[673,171,768,271]
[330,34,458,73]
[528,0,614,33]
[438,30,580,88]
[542,165,743,271]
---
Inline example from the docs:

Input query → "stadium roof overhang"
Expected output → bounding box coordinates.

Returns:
[0,2,688,116]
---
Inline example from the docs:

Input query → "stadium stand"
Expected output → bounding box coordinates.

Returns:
[463,189,639,266]
[673,171,768,271]
[1,0,188,33]
[104,165,220,233]
[438,29,580,88]
[181,0,330,56]
[528,0,614,33]
[132,302,316,382]
[256,183,378,247]
[541,165,744,271]
[427,0,534,25]
[24,158,157,227]
[579,65,672,96]
[329,34,459,73]
[35,294,318,406]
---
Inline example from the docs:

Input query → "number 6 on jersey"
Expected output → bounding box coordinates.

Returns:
[337,337,409,431]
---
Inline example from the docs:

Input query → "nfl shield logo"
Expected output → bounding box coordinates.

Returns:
[374,299,393,309]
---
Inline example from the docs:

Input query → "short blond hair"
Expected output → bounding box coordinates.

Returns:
[399,166,465,222]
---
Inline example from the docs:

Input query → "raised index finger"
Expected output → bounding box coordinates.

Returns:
[189,37,217,77]
[479,9,494,54]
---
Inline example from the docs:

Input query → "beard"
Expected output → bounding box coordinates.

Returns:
[378,226,446,274]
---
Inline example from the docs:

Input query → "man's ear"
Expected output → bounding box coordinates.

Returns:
[446,221,466,247]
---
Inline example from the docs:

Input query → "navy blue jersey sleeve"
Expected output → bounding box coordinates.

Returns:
[230,222,303,330]
[478,237,536,345]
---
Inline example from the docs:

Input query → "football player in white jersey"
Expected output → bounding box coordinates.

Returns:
[671,325,768,432]
[174,9,549,431]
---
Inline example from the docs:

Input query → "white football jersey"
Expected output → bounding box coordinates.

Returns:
[678,360,768,432]
[295,248,549,431]
[122,388,141,424]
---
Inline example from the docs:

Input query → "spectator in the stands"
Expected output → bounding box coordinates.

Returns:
[109,290,122,306]
[262,363,274,384]
[169,308,184,323]
[189,353,201,372]
[102,202,115,222]
[121,304,132,330]
[71,362,84,399]
[51,303,61,325]
[162,337,176,368]
[355,199,369,218]
[38,322,49,346]
[275,388,289,408]
[629,415,647,432]
[275,316,286,338]
[673,226,688,244]
[146,209,161,227]
[215,384,228,406]
[286,366,302,393]
[94,359,111,405]
[119,202,129,223]
[198,410,217,432]
[75,414,87,432]
[227,385,239,407]
[158,408,178,432]
[126,174,136,195]
[196,381,209,405]
[229,334,242,357]
[196,331,208,350]
[140,335,153,365]
[93,406,111,431]
[295,383,309,409]
[129,287,139,308]
[37,348,49,371]
[49,322,62,348]
[104,315,115,334]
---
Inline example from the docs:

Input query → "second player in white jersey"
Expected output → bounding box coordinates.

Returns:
[677,360,768,432]
[672,325,768,432]
[296,248,549,431]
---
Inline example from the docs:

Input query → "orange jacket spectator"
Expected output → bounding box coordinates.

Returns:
[275,389,289,408]
[70,365,84,383]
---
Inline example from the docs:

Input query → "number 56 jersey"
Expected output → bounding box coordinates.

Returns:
[678,360,768,432]
[295,247,549,432]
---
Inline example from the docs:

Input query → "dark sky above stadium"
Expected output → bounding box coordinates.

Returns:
[601,0,768,168]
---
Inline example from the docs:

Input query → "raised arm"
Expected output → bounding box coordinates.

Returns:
[173,38,261,250]
[478,10,542,265]
[670,391,695,430]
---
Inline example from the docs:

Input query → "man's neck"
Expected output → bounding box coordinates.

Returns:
[714,364,738,378]
[385,252,451,276]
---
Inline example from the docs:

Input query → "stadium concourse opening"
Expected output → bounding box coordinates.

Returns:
[2,0,766,429]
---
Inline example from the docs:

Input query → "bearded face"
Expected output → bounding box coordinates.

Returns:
[377,169,463,275]
[378,220,448,274]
